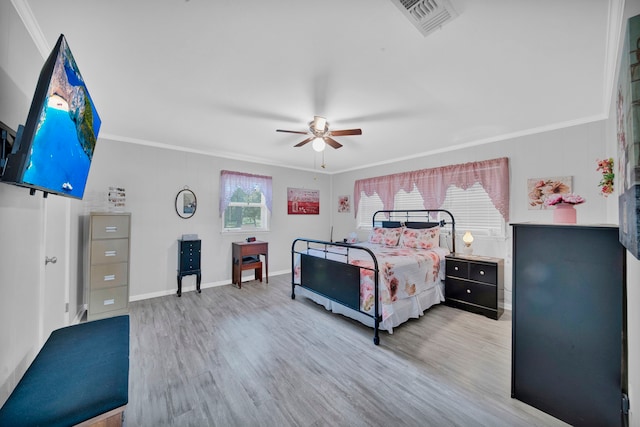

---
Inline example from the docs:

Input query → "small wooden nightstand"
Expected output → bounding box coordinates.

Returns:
[232,241,269,289]
[444,253,504,320]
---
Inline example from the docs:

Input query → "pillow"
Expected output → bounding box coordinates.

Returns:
[404,221,442,229]
[399,227,419,248]
[382,227,402,247]
[368,227,402,246]
[400,226,440,249]
[368,227,386,244]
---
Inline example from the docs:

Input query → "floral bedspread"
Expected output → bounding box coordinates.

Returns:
[293,242,448,322]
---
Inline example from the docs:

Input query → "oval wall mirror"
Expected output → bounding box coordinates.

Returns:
[175,188,197,219]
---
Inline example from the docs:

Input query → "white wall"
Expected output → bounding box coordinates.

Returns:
[331,120,609,308]
[0,0,51,404]
[84,139,331,300]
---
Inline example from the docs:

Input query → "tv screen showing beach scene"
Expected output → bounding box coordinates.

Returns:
[13,34,101,199]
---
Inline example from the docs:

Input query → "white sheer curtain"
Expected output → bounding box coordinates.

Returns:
[219,170,273,217]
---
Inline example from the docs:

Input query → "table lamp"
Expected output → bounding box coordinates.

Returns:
[462,231,474,255]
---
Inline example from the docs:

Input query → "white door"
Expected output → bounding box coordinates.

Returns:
[40,195,70,342]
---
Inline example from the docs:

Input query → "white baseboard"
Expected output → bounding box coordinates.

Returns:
[129,269,291,302]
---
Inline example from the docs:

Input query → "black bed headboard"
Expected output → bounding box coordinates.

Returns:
[373,209,456,252]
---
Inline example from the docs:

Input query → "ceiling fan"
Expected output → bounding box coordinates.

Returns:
[277,116,362,152]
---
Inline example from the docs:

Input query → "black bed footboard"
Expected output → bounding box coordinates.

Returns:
[299,254,361,311]
[291,239,381,345]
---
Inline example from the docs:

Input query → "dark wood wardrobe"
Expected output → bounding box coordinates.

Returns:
[511,223,628,427]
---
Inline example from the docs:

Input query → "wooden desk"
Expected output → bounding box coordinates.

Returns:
[232,241,268,289]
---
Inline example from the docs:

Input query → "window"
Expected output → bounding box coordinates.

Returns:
[357,183,505,237]
[354,158,509,236]
[439,183,505,236]
[393,185,425,211]
[220,170,272,232]
[223,187,269,231]
[357,192,384,228]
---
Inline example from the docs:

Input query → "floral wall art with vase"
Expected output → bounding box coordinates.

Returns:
[545,193,585,224]
[527,176,572,210]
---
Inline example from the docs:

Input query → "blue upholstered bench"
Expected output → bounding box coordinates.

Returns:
[0,315,129,427]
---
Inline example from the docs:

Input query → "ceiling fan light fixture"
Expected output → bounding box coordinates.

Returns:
[278,116,360,150]
[312,116,327,133]
[312,137,326,152]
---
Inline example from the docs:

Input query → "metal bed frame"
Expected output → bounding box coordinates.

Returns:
[291,209,455,345]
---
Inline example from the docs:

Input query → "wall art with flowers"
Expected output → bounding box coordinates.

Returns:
[527,176,573,210]
[596,158,615,197]
[338,195,350,213]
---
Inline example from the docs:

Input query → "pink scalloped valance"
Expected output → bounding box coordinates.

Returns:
[353,157,510,221]
[219,170,273,217]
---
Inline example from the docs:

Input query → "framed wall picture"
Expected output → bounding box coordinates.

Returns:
[287,187,319,215]
[338,195,350,213]
[527,176,572,210]
[616,13,640,259]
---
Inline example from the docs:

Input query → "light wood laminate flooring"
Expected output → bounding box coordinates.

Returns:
[126,274,568,426]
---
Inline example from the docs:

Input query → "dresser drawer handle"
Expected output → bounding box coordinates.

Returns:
[480,270,485,275]
[104,250,117,257]
[105,226,118,233]
[466,289,471,293]
[454,266,459,271]
[104,274,116,281]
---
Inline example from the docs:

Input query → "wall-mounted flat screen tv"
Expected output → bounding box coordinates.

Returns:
[1,33,101,199]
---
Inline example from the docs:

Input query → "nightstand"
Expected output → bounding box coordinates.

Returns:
[232,241,268,289]
[444,253,504,320]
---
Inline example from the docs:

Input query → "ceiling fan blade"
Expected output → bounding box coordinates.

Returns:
[324,137,343,149]
[329,128,362,136]
[277,129,309,135]
[294,137,314,147]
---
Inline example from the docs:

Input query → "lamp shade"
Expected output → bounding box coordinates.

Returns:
[463,231,474,245]
[312,137,326,152]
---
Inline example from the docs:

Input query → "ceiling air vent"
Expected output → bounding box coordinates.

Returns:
[390,0,458,37]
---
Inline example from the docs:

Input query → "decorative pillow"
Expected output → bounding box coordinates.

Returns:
[368,227,402,246]
[368,227,386,244]
[399,227,420,248]
[382,227,402,247]
[416,226,440,249]
[401,226,440,249]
